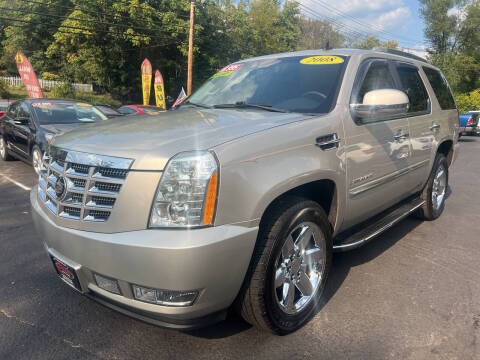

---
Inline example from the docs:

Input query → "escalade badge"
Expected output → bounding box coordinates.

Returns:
[55,176,67,200]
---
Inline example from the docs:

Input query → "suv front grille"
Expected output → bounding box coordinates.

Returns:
[37,146,133,222]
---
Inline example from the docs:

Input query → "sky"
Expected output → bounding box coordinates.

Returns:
[296,0,428,56]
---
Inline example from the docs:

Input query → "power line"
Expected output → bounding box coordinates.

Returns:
[19,0,192,27]
[1,6,188,36]
[2,23,185,53]
[0,16,180,41]
[307,0,422,45]
[296,1,423,47]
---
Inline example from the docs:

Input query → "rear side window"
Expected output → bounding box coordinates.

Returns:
[6,102,18,118]
[395,63,429,113]
[422,67,456,110]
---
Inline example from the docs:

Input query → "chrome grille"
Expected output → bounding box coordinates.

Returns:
[37,146,133,222]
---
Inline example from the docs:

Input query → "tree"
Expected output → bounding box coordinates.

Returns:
[298,18,344,50]
[354,35,398,50]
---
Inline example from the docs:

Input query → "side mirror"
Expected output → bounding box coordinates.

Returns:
[14,116,30,125]
[351,89,409,122]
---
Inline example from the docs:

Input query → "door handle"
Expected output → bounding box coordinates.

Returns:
[429,123,440,131]
[393,132,409,141]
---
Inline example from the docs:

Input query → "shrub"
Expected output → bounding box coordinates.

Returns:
[0,79,10,98]
[50,82,76,99]
[455,89,480,113]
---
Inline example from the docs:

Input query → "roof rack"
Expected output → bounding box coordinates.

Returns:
[373,47,429,64]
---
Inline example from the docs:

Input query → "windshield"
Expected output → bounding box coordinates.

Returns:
[31,101,108,124]
[187,55,347,114]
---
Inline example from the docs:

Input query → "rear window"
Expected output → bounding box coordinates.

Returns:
[422,67,456,110]
[96,105,120,115]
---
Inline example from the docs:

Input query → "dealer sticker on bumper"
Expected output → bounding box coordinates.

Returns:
[50,256,82,292]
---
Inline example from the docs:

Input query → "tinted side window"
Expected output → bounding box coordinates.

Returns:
[6,102,19,118]
[17,102,31,118]
[422,67,456,110]
[396,64,429,113]
[356,60,396,104]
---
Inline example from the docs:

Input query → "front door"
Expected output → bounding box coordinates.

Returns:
[343,58,413,228]
[12,102,33,157]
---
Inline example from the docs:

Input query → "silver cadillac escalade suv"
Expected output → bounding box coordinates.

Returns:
[31,49,459,334]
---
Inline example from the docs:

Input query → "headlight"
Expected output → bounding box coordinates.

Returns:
[149,151,219,228]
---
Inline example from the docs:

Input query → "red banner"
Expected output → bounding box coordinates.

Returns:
[141,59,152,105]
[15,52,43,99]
[154,70,166,110]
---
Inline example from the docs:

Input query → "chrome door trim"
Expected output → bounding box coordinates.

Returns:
[349,159,429,196]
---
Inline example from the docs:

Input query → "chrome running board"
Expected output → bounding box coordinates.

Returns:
[333,197,425,252]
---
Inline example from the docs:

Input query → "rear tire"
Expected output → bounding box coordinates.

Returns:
[416,153,448,220]
[0,136,13,161]
[236,196,332,335]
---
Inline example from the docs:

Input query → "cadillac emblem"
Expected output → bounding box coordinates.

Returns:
[55,176,67,200]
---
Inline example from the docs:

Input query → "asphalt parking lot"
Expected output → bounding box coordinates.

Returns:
[0,138,479,360]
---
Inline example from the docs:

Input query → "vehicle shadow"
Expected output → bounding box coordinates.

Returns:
[187,214,425,340]
[458,137,477,142]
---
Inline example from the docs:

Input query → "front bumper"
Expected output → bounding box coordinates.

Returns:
[31,187,258,329]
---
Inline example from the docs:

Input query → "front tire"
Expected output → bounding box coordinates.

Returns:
[32,146,43,175]
[0,137,12,161]
[236,197,332,335]
[417,153,448,220]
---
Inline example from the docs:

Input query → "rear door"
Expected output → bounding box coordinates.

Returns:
[343,58,413,228]
[392,61,433,190]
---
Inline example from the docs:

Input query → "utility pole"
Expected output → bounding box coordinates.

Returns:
[187,1,195,96]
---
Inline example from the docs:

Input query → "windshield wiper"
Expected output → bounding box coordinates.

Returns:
[213,102,291,113]
[180,101,212,109]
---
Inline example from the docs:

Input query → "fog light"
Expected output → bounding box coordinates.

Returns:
[132,285,198,307]
[94,273,121,295]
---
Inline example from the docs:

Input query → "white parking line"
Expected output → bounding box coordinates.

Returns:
[0,173,32,191]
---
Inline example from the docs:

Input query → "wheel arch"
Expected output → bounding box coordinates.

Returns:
[437,139,454,167]
[258,178,339,234]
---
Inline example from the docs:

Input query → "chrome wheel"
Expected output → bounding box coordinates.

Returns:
[0,138,5,158]
[274,222,326,315]
[32,149,42,175]
[432,164,447,210]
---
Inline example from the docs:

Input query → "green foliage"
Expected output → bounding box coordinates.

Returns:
[455,89,480,113]
[0,78,9,98]
[50,82,76,99]
[354,35,398,50]
[41,72,61,81]
[419,0,480,95]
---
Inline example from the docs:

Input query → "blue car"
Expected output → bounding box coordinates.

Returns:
[459,111,480,136]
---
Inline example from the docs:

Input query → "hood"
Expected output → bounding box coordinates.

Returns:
[40,123,81,135]
[51,108,314,170]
